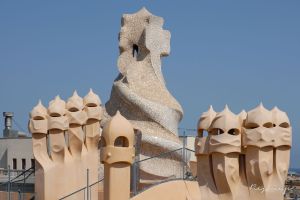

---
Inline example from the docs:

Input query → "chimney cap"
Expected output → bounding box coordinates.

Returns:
[3,112,14,117]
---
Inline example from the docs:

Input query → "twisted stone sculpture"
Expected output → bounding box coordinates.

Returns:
[104,8,184,183]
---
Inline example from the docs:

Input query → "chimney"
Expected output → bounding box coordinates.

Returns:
[3,112,18,137]
[3,112,13,130]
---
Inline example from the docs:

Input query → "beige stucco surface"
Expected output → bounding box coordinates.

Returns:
[29,90,102,200]
[195,104,291,200]
[131,180,201,200]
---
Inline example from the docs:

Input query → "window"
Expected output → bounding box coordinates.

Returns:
[12,158,17,170]
[228,128,240,135]
[114,136,129,147]
[22,159,26,170]
[132,44,139,58]
[31,159,35,168]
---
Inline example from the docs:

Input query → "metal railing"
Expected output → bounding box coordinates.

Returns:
[58,134,196,200]
[131,148,195,195]
[0,166,35,200]
[59,146,195,199]
[58,169,104,200]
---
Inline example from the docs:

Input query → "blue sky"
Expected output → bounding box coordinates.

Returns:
[0,1,299,167]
